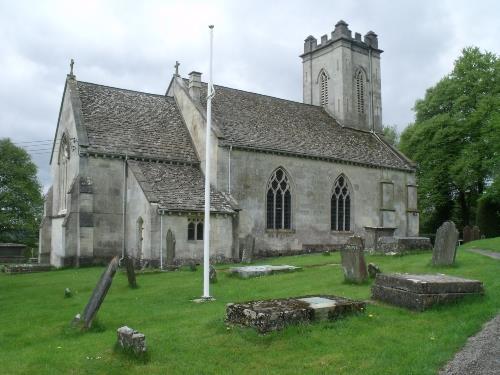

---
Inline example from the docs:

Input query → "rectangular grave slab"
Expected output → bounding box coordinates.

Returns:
[225,295,365,333]
[371,273,484,311]
[228,265,301,279]
[3,263,52,274]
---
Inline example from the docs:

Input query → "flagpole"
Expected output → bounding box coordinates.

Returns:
[202,25,214,299]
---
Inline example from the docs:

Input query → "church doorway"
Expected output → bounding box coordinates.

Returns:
[166,229,176,265]
[137,217,144,260]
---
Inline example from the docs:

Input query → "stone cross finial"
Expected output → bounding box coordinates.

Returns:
[174,61,180,76]
[70,59,74,75]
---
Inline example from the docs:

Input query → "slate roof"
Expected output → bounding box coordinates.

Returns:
[127,160,236,213]
[196,82,413,170]
[76,81,198,163]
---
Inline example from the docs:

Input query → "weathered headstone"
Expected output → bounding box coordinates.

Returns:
[73,256,119,329]
[368,263,381,278]
[209,265,217,283]
[241,234,255,264]
[371,273,484,311]
[116,326,147,355]
[123,255,137,288]
[225,295,365,333]
[64,288,72,298]
[340,236,368,283]
[432,221,459,266]
[462,225,472,243]
[472,226,481,241]
[228,265,301,279]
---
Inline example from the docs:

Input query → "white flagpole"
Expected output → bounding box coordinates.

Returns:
[202,25,215,299]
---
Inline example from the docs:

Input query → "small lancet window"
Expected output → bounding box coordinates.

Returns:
[58,134,70,212]
[188,218,204,240]
[331,175,351,231]
[266,168,292,230]
[355,70,365,114]
[319,70,328,106]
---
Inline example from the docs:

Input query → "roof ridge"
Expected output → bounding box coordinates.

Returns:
[77,80,171,99]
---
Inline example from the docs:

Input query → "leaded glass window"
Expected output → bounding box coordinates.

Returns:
[58,134,70,212]
[331,175,351,231]
[188,218,203,240]
[266,168,291,230]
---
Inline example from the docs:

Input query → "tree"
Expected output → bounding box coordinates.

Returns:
[382,124,400,147]
[399,47,500,233]
[0,138,43,247]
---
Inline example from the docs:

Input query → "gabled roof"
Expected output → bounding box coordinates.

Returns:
[127,160,236,213]
[193,81,413,171]
[76,81,198,163]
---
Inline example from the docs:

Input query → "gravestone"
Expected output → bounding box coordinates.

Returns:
[166,229,175,266]
[64,288,72,298]
[116,326,147,355]
[73,256,119,329]
[462,225,472,243]
[209,265,217,283]
[123,255,137,288]
[371,273,484,311]
[228,265,301,279]
[340,236,368,283]
[241,234,255,264]
[472,226,481,241]
[368,263,381,278]
[432,221,459,266]
[225,295,365,333]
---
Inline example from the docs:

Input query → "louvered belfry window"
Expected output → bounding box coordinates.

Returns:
[319,70,328,106]
[355,70,365,114]
[331,175,351,231]
[266,168,292,230]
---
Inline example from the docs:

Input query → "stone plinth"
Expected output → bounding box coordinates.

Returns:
[363,227,396,250]
[376,236,432,254]
[3,263,52,274]
[228,265,301,279]
[0,243,26,263]
[116,326,147,355]
[371,273,484,311]
[225,295,365,333]
[340,236,367,283]
[433,221,459,266]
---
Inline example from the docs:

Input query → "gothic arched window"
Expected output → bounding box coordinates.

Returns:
[58,134,70,212]
[355,69,365,114]
[266,168,292,230]
[319,70,329,106]
[188,218,204,240]
[331,175,351,231]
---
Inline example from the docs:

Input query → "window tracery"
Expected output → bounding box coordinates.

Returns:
[266,168,291,230]
[331,175,351,231]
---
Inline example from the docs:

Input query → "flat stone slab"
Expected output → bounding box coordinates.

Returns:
[376,236,432,254]
[225,295,365,333]
[372,273,484,311]
[2,264,52,274]
[228,265,301,279]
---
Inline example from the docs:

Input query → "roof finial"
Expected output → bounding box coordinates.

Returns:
[174,60,180,76]
[69,58,75,76]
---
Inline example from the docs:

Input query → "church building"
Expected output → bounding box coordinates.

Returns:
[39,21,419,267]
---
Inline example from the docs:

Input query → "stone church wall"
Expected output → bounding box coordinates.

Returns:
[221,148,416,255]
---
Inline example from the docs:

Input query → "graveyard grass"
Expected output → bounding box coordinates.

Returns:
[1,239,500,374]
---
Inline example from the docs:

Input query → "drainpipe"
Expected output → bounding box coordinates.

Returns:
[160,212,163,270]
[121,154,128,262]
[228,145,232,194]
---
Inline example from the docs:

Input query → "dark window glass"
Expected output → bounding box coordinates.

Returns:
[196,222,203,240]
[332,175,352,231]
[188,222,195,240]
[284,190,291,229]
[266,168,292,230]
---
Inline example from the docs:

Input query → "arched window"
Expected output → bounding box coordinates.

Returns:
[58,134,70,212]
[266,168,292,229]
[355,69,365,114]
[188,218,203,240]
[331,175,351,231]
[319,70,329,106]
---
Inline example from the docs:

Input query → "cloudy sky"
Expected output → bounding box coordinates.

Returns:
[0,0,499,191]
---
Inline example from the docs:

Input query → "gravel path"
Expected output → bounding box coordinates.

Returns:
[467,248,500,260]
[439,313,500,374]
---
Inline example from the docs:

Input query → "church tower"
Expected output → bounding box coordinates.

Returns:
[301,20,383,133]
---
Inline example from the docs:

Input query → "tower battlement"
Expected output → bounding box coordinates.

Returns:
[303,20,380,55]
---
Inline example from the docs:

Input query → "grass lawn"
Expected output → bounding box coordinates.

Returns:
[1,239,499,375]
[460,236,500,252]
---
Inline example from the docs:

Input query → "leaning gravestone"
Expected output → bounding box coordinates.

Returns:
[123,255,137,289]
[241,234,255,264]
[472,226,481,241]
[432,221,459,266]
[462,225,472,243]
[72,256,119,329]
[340,236,368,283]
[209,265,217,284]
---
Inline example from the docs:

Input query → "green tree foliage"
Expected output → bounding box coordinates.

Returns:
[400,47,500,233]
[382,125,400,147]
[0,138,43,246]
[477,179,500,237]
